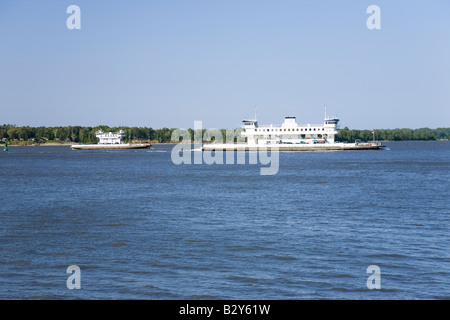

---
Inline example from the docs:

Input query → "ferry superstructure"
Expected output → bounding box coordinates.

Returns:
[202,114,384,151]
[241,115,340,145]
[71,130,151,150]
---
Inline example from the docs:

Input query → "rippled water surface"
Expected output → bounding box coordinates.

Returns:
[0,141,448,299]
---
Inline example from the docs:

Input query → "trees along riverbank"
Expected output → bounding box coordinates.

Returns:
[1,125,449,145]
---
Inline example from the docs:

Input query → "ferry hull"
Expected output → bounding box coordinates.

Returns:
[71,143,151,150]
[201,142,384,151]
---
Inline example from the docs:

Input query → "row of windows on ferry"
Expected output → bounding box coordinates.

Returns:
[249,127,327,132]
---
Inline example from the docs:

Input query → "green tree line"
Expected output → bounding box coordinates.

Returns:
[335,127,450,142]
[1,124,449,144]
[0,125,174,144]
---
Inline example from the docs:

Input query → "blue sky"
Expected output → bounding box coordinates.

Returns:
[0,0,449,129]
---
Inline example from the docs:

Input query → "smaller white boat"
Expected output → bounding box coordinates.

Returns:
[71,130,151,150]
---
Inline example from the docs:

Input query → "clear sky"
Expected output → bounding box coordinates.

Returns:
[0,0,449,129]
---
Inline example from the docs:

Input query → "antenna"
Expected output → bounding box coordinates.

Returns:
[254,106,257,121]
[324,105,327,120]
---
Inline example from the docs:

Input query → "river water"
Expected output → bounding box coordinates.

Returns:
[0,141,448,299]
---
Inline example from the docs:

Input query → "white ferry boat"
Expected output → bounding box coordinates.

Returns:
[202,114,384,151]
[71,130,151,150]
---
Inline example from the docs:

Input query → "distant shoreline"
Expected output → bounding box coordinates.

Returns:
[2,125,449,144]
[4,140,449,147]
[5,142,173,146]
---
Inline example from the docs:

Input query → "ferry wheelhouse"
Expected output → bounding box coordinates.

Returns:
[96,130,126,144]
